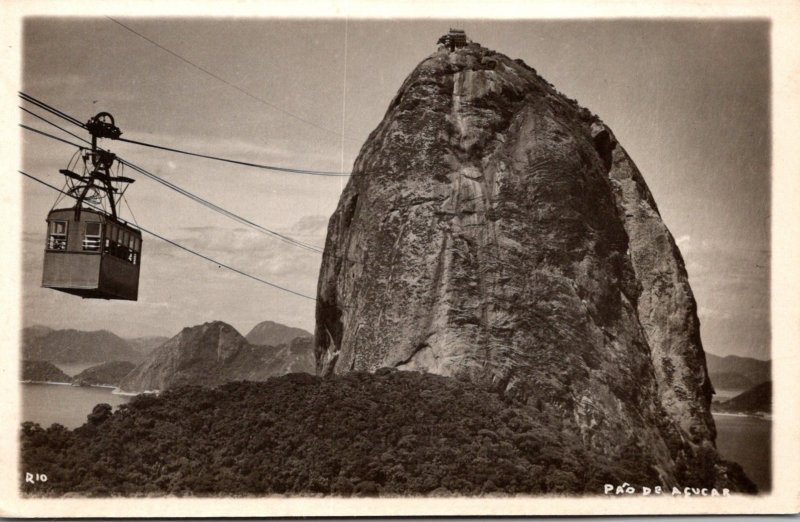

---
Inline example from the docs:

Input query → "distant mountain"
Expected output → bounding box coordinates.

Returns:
[22,325,54,343]
[255,337,315,376]
[73,361,137,387]
[713,381,771,415]
[709,371,754,391]
[126,336,169,357]
[706,354,770,393]
[245,320,312,346]
[119,321,315,393]
[22,327,141,365]
[22,360,71,383]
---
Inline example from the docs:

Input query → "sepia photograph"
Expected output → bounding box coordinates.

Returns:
[1,0,798,517]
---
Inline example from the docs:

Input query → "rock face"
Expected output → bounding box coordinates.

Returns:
[245,320,312,346]
[119,321,315,393]
[316,42,747,489]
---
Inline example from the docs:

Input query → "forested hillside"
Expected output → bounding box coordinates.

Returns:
[21,370,753,496]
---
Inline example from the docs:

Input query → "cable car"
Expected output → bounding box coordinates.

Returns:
[42,208,142,300]
[41,112,142,301]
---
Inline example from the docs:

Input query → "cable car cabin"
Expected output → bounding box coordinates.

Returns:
[41,208,142,300]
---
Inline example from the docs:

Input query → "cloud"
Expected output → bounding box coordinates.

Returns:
[291,214,329,236]
[137,217,323,296]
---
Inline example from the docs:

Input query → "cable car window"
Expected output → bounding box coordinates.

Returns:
[83,222,102,252]
[47,221,67,250]
[132,237,140,265]
[110,226,119,256]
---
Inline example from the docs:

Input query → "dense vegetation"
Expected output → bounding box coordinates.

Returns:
[21,370,752,497]
[73,361,137,387]
[21,360,71,383]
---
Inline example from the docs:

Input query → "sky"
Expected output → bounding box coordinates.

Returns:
[16,17,770,359]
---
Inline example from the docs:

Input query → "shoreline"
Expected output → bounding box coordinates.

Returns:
[712,411,772,420]
[21,380,72,387]
[112,388,160,397]
[22,380,120,391]
[22,380,160,397]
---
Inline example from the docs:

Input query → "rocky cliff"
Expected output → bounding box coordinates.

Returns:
[316,41,748,489]
[119,321,315,393]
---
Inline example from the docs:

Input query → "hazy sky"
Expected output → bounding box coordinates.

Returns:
[18,17,770,358]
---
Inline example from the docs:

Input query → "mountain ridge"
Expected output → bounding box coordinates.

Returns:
[22,328,142,365]
[119,321,315,393]
[706,353,770,392]
[245,320,312,346]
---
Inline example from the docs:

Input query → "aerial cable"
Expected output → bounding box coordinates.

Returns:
[340,13,350,186]
[106,16,358,143]
[20,106,90,145]
[19,170,317,301]
[18,92,86,128]
[49,148,82,211]
[115,136,351,177]
[20,123,86,149]
[19,92,85,128]
[20,121,375,268]
[19,121,325,254]
[20,92,352,176]
[121,193,139,228]
[20,122,367,265]
[118,158,324,254]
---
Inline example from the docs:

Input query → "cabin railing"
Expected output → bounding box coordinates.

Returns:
[47,235,67,250]
[82,238,101,251]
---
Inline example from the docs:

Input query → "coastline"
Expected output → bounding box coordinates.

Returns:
[22,380,118,390]
[712,411,772,420]
[112,388,159,397]
[20,380,72,386]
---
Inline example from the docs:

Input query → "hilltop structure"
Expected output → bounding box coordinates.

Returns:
[437,28,468,51]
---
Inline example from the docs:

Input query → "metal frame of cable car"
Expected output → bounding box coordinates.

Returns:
[40,112,143,301]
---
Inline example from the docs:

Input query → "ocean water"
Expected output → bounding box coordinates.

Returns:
[19,384,772,493]
[21,383,131,429]
[713,413,771,492]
